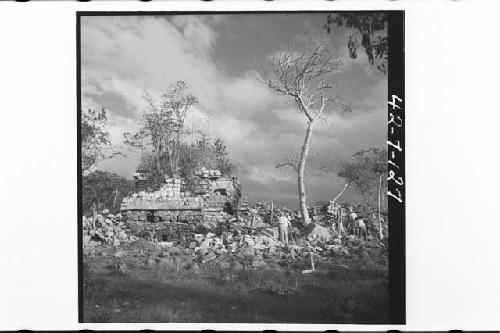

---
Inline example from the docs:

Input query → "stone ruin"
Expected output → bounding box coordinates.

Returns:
[80,166,390,270]
[120,168,250,245]
[83,168,388,268]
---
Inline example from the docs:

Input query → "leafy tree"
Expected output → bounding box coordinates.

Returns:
[336,147,388,239]
[132,128,237,188]
[192,130,215,171]
[123,81,198,178]
[134,150,165,191]
[82,170,135,216]
[325,13,388,73]
[354,147,387,239]
[213,137,235,176]
[82,108,123,174]
[330,160,360,204]
[176,130,214,178]
[339,147,387,206]
[259,42,349,226]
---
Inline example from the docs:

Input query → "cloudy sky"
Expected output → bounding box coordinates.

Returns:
[81,13,387,208]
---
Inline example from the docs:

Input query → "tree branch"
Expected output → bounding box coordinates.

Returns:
[275,155,300,173]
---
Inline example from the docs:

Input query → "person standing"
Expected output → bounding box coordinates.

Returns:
[278,212,291,246]
[355,216,368,241]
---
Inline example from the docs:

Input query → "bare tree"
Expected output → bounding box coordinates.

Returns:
[260,43,349,226]
[276,155,300,174]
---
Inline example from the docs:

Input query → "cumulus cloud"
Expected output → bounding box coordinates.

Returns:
[82,16,222,114]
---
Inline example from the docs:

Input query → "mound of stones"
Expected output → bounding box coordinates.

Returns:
[83,213,138,247]
[103,221,387,272]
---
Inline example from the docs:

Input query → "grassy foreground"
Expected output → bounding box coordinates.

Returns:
[83,249,388,323]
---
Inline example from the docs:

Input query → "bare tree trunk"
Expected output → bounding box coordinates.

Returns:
[270,201,274,225]
[339,207,344,235]
[378,173,383,240]
[113,189,118,210]
[381,185,385,210]
[298,121,314,226]
[92,202,97,229]
[368,185,376,207]
[166,140,173,178]
[173,131,181,177]
[154,141,162,174]
[332,182,349,204]
[157,153,162,174]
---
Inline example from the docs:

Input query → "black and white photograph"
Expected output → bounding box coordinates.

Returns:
[3,0,500,331]
[79,11,404,324]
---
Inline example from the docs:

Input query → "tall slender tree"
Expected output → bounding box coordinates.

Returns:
[259,43,349,226]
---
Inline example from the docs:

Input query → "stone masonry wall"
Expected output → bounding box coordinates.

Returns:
[121,169,242,244]
[126,210,231,246]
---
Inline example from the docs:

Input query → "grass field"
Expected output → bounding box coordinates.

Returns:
[83,250,388,323]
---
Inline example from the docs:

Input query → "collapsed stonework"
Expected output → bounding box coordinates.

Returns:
[120,168,250,244]
[81,167,390,268]
[84,169,388,271]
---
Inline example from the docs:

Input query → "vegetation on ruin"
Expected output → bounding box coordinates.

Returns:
[123,81,199,178]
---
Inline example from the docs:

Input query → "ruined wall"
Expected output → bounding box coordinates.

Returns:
[122,170,243,212]
[123,209,228,225]
[126,210,230,246]
[121,169,245,243]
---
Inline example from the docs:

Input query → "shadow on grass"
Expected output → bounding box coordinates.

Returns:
[83,257,388,323]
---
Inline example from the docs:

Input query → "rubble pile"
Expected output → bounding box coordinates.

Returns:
[83,213,138,247]
[193,167,221,179]
[84,213,387,271]
[309,204,333,223]
[84,168,388,270]
[130,225,387,272]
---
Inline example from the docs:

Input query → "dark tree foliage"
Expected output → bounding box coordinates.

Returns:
[135,131,236,191]
[177,134,235,177]
[338,147,388,206]
[82,108,110,173]
[134,151,166,191]
[82,170,135,215]
[188,130,216,174]
[82,108,125,174]
[213,137,236,176]
[325,13,388,73]
[337,160,361,184]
